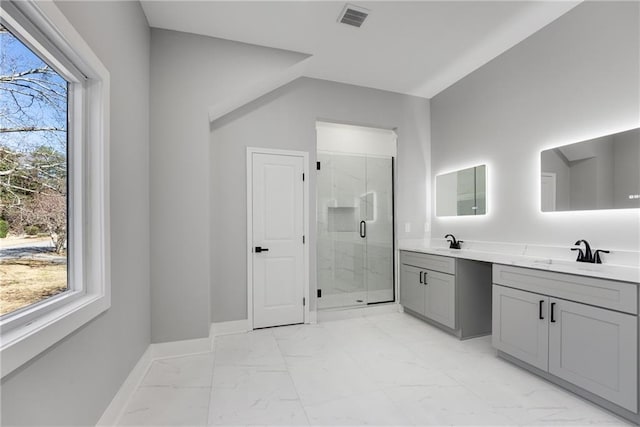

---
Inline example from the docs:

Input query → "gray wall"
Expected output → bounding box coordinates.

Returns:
[1,1,150,425]
[149,29,309,342]
[149,29,430,334]
[210,77,430,321]
[431,1,639,250]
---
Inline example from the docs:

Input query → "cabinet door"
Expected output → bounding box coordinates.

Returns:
[424,270,456,329]
[399,264,425,315]
[548,298,638,412]
[492,285,549,371]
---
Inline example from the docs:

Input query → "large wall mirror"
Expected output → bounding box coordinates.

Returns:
[436,165,486,216]
[541,127,640,212]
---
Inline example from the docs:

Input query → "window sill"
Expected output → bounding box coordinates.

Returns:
[1,292,110,378]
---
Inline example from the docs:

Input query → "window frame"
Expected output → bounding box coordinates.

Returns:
[0,0,110,378]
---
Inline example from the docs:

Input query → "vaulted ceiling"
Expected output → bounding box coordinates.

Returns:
[141,1,580,100]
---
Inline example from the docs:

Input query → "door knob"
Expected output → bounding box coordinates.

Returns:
[254,246,269,253]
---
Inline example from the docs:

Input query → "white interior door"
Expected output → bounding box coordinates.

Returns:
[251,152,305,329]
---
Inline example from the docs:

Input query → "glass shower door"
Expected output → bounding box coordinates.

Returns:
[317,152,367,309]
[363,156,394,304]
[317,152,394,309]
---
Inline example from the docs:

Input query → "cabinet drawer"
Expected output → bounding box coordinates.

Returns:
[400,251,455,274]
[493,264,638,315]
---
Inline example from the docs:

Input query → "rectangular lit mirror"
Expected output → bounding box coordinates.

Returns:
[541,127,640,212]
[436,165,486,216]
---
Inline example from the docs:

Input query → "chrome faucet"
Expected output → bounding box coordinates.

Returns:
[571,240,609,264]
[445,234,463,250]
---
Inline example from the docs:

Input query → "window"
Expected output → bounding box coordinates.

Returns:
[1,23,70,317]
[0,0,110,377]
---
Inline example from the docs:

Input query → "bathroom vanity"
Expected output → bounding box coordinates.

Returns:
[492,264,637,416]
[399,250,492,339]
[398,244,640,424]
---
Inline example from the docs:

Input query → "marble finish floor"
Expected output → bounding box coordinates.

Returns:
[119,312,629,426]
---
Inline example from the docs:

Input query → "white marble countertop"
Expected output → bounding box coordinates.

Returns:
[399,242,640,284]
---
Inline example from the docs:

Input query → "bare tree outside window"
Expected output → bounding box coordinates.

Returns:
[0,24,69,316]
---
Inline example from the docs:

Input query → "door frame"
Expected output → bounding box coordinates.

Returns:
[246,147,310,330]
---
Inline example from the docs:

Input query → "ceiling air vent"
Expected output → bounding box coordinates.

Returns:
[338,4,370,28]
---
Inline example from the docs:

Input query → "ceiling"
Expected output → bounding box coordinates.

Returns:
[141,1,581,99]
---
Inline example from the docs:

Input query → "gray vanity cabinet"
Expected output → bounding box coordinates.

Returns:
[399,251,456,330]
[423,270,456,329]
[548,298,637,413]
[399,264,425,315]
[492,264,638,414]
[399,250,492,339]
[492,285,549,371]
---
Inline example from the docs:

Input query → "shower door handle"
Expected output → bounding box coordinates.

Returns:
[359,221,366,238]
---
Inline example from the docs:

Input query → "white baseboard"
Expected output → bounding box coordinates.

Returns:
[318,303,401,322]
[150,336,212,360]
[95,346,152,426]
[96,331,221,426]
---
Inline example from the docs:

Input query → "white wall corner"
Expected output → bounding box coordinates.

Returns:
[208,56,313,123]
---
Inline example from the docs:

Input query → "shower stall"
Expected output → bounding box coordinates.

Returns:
[316,149,395,309]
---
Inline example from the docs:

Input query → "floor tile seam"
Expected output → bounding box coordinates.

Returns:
[328,340,389,388]
[273,330,313,426]
[136,384,213,389]
[377,383,453,422]
[367,318,427,351]
[369,319,532,407]
[300,385,393,409]
[297,387,389,411]
[212,363,289,370]
[206,347,217,426]
[315,319,460,390]
[273,326,389,414]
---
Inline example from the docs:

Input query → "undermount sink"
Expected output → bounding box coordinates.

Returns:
[528,258,608,272]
